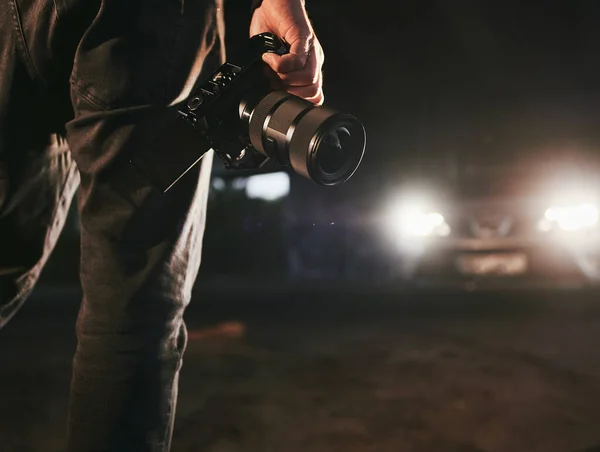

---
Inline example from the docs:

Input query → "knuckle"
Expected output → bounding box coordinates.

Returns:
[272,60,286,73]
[298,73,315,86]
[306,84,320,98]
[267,59,281,73]
[311,91,324,105]
[298,26,314,40]
[298,30,315,51]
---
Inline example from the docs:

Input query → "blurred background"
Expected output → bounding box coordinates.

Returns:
[38,0,600,290]
[5,1,600,451]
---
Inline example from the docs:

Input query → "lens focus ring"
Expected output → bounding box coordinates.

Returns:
[248,91,292,155]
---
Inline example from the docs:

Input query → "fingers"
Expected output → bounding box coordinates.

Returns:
[265,36,311,73]
[276,43,321,85]
[248,0,325,104]
[262,37,313,76]
[263,34,325,105]
[286,70,324,105]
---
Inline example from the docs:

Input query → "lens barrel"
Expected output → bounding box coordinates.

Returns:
[243,91,365,185]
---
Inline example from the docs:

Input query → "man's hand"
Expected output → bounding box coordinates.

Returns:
[250,0,325,105]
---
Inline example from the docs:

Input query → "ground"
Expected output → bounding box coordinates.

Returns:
[2,283,600,452]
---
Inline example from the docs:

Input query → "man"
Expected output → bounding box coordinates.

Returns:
[0,0,324,450]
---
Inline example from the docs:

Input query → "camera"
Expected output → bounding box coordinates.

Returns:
[130,33,366,192]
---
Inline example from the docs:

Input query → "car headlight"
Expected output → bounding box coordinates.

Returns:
[388,205,451,238]
[540,203,599,232]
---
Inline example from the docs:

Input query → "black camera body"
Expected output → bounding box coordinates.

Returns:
[177,33,288,173]
[130,33,365,193]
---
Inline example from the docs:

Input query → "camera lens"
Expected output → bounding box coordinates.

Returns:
[245,91,365,185]
[317,127,350,174]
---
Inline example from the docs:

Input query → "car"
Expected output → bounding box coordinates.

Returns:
[377,154,600,289]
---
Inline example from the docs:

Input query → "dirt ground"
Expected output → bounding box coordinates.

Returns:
[2,284,600,452]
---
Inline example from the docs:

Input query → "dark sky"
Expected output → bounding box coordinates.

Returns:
[225,1,600,192]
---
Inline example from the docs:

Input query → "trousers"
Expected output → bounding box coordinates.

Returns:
[0,0,225,450]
